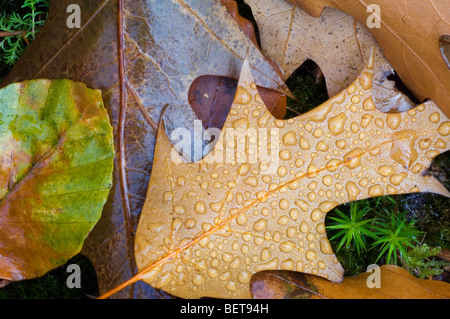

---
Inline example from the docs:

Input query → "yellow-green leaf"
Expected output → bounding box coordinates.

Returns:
[0,79,114,281]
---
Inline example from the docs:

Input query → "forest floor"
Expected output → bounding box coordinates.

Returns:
[0,0,448,299]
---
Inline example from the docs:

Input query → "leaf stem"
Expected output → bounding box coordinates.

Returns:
[0,31,25,37]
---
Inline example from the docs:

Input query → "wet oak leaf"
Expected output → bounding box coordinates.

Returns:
[251,265,450,299]
[0,79,114,281]
[285,0,450,116]
[101,51,450,299]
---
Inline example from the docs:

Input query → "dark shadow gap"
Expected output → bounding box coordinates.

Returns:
[284,59,329,119]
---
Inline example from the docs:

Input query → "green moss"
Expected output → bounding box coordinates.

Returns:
[404,244,449,279]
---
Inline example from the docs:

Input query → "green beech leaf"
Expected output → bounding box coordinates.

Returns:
[0,79,114,281]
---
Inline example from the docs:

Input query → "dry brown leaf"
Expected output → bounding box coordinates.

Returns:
[221,0,260,49]
[100,50,450,299]
[245,0,415,112]
[285,0,450,116]
[251,265,450,299]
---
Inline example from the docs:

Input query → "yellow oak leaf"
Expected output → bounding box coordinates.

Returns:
[100,49,450,299]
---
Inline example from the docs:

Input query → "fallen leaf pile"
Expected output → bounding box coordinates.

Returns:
[3,0,290,298]
[99,51,450,299]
